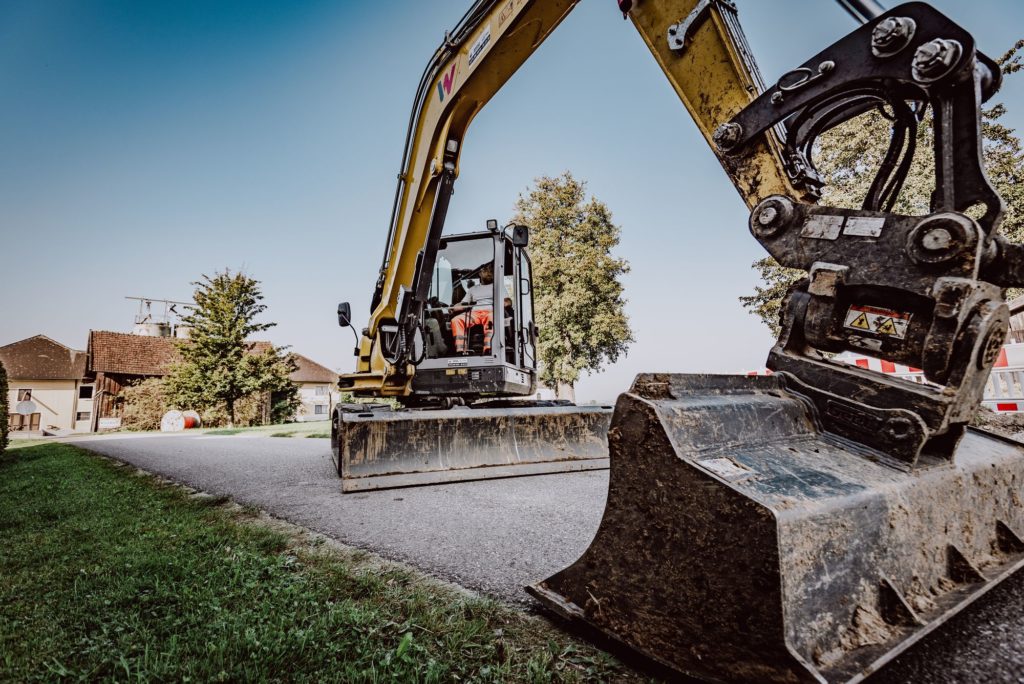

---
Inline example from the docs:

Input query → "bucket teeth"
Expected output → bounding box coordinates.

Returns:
[946,545,986,585]
[878,579,923,627]
[529,374,1024,683]
[996,520,1024,554]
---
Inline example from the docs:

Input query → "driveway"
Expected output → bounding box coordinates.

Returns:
[71,433,1024,683]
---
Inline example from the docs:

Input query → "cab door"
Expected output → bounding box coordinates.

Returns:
[518,250,537,371]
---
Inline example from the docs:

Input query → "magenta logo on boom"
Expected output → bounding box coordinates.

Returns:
[436,63,458,103]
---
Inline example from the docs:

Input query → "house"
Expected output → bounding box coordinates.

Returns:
[290,355,340,422]
[242,341,340,422]
[3,329,341,432]
[87,330,180,430]
[0,336,90,434]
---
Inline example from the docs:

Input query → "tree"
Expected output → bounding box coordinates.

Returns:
[0,360,8,456]
[165,270,299,427]
[741,41,1024,336]
[512,172,634,401]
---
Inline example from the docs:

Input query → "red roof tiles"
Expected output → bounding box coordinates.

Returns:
[0,335,87,380]
[88,331,180,376]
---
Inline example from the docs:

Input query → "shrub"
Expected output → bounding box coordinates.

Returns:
[0,361,8,454]
[120,377,170,431]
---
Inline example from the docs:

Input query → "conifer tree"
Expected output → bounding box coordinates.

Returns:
[166,270,299,426]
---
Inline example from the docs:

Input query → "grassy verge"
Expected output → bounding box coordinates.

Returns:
[204,422,330,438]
[0,444,641,683]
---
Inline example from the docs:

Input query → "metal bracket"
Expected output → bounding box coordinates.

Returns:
[667,0,736,54]
[726,5,1012,467]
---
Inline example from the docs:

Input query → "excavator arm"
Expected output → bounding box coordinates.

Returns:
[345,0,810,397]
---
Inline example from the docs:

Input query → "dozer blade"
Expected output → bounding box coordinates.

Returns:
[528,374,1024,683]
[332,405,612,492]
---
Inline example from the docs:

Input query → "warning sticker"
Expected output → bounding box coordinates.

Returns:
[844,305,911,339]
[468,24,492,67]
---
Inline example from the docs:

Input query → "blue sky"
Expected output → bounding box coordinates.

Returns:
[2,0,1023,401]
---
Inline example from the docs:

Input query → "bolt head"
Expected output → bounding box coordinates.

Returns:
[884,417,914,441]
[713,122,743,151]
[914,41,943,68]
[758,207,778,226]
[912,38,961,81]
[873,17,905,46]
[922,227,953,251]
[871,16,916,58]
[749,195,795,238]
[873,18,900,44]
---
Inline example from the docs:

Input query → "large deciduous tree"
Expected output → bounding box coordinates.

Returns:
[166,270,299,427]
[513,172,633,401]
[741,41,1024,336]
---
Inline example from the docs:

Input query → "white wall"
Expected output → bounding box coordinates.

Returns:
[6,379,91,432]
[294,382,338,422]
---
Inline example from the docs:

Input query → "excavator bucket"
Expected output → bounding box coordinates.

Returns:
[529,374,1024,683]
[331,404,612,492]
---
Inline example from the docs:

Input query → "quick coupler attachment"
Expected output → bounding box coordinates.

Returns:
[529,374,1024,683]
[331,404,612,492]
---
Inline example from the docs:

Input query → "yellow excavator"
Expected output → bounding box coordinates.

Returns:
[336,1,1024,680]
[331,0,802,491]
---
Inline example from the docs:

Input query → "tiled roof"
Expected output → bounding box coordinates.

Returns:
[88,331,180,376]
[290,354,338,384]
[248,341,337,384]
[84,332,335,383]
[0,335,87,380]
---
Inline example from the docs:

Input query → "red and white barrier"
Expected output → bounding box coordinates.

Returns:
[744,344,1024,412]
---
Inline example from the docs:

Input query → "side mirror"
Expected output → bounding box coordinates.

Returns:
[520,278,531,295]
[338,302,352,327]
[511,225,529,248]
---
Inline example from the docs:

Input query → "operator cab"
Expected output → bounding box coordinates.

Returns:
[414,222,537,399]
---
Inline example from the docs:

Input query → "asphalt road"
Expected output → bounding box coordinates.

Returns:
[71,433,1024,683]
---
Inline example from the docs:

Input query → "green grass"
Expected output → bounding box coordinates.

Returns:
[0,444,641,683]
[203,421,330,438]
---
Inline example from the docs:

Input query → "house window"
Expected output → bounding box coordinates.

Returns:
[314,404,327,415]
[79,385,94,400]
[76,412,91,422]
[315,386,328,396]
[17,389,32,402]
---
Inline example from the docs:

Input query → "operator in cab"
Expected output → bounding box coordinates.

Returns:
[450,263,495,354]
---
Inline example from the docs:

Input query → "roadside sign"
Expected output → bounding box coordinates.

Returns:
[98,417,122,430]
